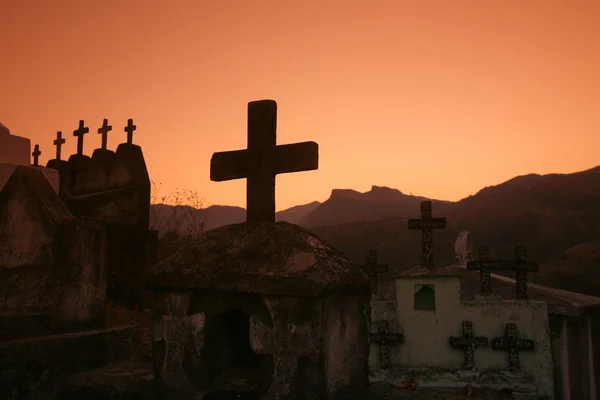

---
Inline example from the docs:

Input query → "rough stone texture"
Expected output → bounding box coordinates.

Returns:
[0,325,137,399]
[394,275,555,399]
[0,166,108,327]
[0,162,60,193]
[145,221,368,296]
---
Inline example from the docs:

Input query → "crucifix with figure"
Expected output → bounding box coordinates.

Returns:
[73,120,89,156]
[210,100,319,223]
[360,250,389,295]
[98,118,113,150]
[53,131,66,160]
[467,245,538,300]
[31,144,41,166]
[408,201,446,266]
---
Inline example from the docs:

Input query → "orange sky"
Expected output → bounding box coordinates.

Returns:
[2,0,599,211]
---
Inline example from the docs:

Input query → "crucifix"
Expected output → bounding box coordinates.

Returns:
[466,246,494,295]
[73,120,89,156]
[124,118,137,144]
[53,131,66,160]
[31,144,41,166]
[360,250,389,295]
[97,118,113,150]
[491,323,535,372]
[210,100,319,223]
[369,320,404,369]
[448,321,488,370]
[408,201,446,266]
[467,246,538,300]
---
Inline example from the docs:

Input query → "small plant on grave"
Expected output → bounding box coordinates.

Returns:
[149,180,215,262]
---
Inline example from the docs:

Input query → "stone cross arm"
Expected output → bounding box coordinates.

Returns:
[210,141,319,181]
[467,259,538,273]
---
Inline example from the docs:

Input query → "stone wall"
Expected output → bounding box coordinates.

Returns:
[386,276,554,398]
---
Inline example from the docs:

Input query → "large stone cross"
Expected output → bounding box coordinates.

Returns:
[31,144,41,166]
[360,250,389,295]
[369,320,404,369]
[491,323,535,372]
[449,320,488,370]
[53,131,66,160]
[467,245,538,300]
[408,201,446,265]
[210,100,319,223]
[73,120,89,156]
[97,118,113,150]
[124,118,137,144]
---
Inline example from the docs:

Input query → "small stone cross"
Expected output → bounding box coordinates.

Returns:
[210,100,319,223]
[97,118,113,150]
[124,118,137,144]
[369,320,404,369]
[73,120,89,156]
[360,250,389,295]
[467,246,538,300]
[491,323,535,371]
[449,321,488,370]
[31,144,41,166]
[408,201,446,265]
[53,131,66,160]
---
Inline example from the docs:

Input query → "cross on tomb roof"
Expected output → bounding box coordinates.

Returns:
[408,201,446,266]
[124,118,137,144]
[73,120,89,156]
[53,131,66,160]
[210,100,319,223]
[467,245,538,300]
[31,144,41,166]
[360,250,389,295]
[97,118,113,150]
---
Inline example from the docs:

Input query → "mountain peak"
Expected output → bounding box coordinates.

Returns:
[369,185,403,195]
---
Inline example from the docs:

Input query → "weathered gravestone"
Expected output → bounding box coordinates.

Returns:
[359,250,388,296]
[145,100,370,400]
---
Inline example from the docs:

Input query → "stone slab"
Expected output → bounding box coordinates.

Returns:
[0,325,138,399]
[0,131,30,165]
[0,312,56,341]
[0,162,60,193]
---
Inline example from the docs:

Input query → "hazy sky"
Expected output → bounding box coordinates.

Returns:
[2,0,598,210]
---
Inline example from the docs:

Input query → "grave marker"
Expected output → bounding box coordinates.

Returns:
[491,323,535,371]
[360,250,389,295]
[53,131,66,160]
[97,118,113,150]
[369,320,403,369]
[124,118,137,144]
[467,245,538,300]
[408,201,446,265]
[73,120,89,156]
[210,100,319,223]
[448,320,488,370]
[31,144,41,166]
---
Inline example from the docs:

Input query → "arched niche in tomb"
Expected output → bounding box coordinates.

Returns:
[414,284,436,311]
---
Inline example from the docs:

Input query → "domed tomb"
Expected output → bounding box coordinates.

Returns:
[145,221,371,399]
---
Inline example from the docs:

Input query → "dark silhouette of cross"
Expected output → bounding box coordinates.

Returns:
[369,320,404,369]
[53,131,66,160]
[467,245,538,300]
[124,119,137,144]
[408,201,446,266]
[210,100,319,223]
[31,144,41,166]
[97,118,113,150]
[360,250,389,295]
[73,120,89,156]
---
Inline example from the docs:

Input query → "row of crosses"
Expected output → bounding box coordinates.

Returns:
[370,319,535,372]
[31,118,138,166]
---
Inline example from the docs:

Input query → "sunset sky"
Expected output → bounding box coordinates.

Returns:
[2,0,599,211]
